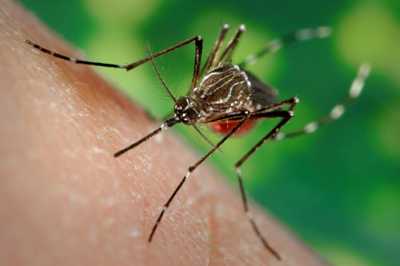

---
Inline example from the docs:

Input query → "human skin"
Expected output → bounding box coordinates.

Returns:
[0,1,329,265]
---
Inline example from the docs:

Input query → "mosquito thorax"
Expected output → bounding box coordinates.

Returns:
[174,96,200,124]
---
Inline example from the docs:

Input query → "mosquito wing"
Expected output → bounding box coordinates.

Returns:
[245,70,278,107]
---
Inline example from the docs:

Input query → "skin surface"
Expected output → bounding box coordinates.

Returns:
[0,1,329,265]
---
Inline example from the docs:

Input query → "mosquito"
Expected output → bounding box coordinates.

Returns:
[26,24,370,260]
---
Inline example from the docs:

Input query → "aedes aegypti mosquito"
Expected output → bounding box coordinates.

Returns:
[26,24,370,260]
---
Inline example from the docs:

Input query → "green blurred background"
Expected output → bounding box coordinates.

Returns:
[20,0,399,265]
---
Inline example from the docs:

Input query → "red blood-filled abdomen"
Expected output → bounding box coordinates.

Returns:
[209,119,256,135]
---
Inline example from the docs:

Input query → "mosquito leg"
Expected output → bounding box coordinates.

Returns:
[273,63,371,141]
[148,114,249,242]
[201,24,230,74]
[255,97,299,114]
[219,24,246,63]
[25,40,125,68]
[114,116,180,157]
[26,36,201,71]
[234,109,295,261]
[202,96,298,125]
[190,37,203,89]
[239,26,331,68]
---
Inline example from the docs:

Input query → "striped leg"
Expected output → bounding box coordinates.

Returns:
[148,115,248,242]
[202,24,230,74]
[219,24,246,63]
[114,116,180,157]
[239,26,331,68]
[234,104,297,261]
[26,36,201,71]
[190,37,203,89]
[273,64,371,141]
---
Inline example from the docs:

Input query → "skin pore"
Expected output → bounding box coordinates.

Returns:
[0,1,328,265]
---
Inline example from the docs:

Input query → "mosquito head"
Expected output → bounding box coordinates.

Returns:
[174,96,200,124]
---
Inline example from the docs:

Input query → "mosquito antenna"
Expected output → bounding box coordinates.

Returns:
[146,45,177,103]
[146,45,218,150]
[114,116,179,157]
